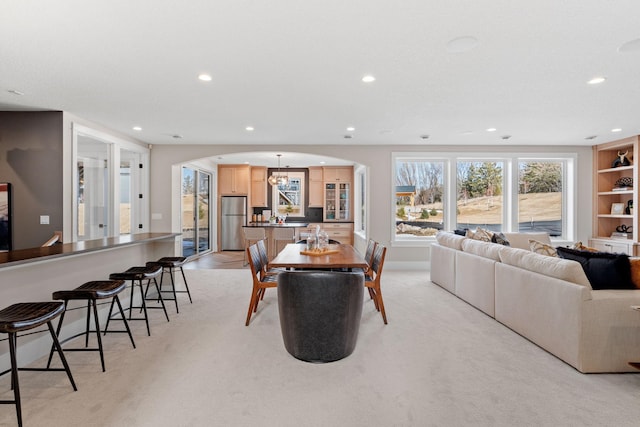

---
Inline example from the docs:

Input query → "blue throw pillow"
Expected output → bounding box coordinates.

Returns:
[556,246,634,290]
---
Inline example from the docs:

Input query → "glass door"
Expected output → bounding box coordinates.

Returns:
[324,183,336,220]
[339,183,350,220]
[198,171,211,253]
[182,167,196,256]
[182,167,211,257]
[77,138,111,240]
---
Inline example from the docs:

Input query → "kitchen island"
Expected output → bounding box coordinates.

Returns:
[243,222,309,259]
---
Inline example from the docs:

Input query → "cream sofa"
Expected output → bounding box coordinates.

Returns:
[430,231,640,373]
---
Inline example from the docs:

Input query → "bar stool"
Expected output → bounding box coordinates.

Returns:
[146,257,192,313]
[272,227,295,257]
[108,264,169,336]
[243,227,266,265]
[48,280,136,372]
[0,302,77,427]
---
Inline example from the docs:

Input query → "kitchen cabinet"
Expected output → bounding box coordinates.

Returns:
[322,166,352,183]
[218,165,249,195]
[308,167,324,207]
[324,182,350,221]
[250,166,267,207]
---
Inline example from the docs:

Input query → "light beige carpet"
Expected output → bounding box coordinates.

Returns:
[2,269,640,426]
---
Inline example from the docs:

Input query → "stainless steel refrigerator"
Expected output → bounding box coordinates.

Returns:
[221,196,247,250]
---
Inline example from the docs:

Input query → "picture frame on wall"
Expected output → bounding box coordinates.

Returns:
[0,182,12,251]
[611,202,625,215]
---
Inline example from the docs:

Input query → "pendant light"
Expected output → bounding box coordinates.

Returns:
[268,154,288,186]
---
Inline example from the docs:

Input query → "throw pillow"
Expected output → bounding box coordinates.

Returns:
[467,227,493,242]
[491,232,511,246]
[630,259,640,289]
[529,239,558,257]
[453,228,468,236]
[556,247,635,290]
[571,241,598,252]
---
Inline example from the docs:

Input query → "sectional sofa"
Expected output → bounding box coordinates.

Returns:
[430,231,640,373]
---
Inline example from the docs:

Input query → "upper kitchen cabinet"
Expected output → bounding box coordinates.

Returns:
[308,167,324,207]
[322,166,352,183]
[250,166,268,207]
[218,165,250,195]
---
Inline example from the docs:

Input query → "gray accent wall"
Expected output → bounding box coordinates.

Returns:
[0,111,63,249]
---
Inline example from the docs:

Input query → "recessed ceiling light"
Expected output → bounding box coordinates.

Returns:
[612,128,622,133]
[198,74,212,82]
[618,38,640,53]
[446,36,479,53]
[362,75,376,83]
[346,127,355,132]
[7,89,24,96]
[588,77,606,85]
[132,126,142,131]
[245,126,254,131]
[486,128,497,132]
[319,161,326,165]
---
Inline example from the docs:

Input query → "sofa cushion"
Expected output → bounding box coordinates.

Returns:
[529,239,557,257]
[503,232,551,250]
[435,231,466,250]
[556,247,635,290]
[499,246,591,287]
[461,238,502,261]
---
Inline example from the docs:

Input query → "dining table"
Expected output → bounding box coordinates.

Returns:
[269,243,368,270]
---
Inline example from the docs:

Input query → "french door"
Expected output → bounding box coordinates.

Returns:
[182,167,211,257]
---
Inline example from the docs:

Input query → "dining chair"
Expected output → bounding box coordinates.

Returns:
[257,239,284,279]
[359,239,378,301]
[365,243,388,324]
[245,243,278,326]
[243,227,267,266]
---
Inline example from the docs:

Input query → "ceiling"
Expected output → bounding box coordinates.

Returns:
[2,1,640,158]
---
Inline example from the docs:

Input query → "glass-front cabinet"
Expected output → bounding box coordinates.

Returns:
[324,182,350,221]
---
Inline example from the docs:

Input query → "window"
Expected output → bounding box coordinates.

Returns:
[355,166,367,234]
[392,153,575,244]
[394,158,445,239]
[456,160,504,232]
[272,171,305,217]
[73,124,149,242]
[518,160,565,237]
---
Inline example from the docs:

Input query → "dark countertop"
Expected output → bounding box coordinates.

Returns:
[244,222,309,228]
[0,232,180,269]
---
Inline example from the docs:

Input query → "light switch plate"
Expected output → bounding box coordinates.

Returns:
[40,215,50,225]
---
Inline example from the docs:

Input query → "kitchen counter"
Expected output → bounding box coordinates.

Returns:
[244,222,309,228]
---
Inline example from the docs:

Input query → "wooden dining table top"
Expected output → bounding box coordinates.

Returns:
[269,243,368,270]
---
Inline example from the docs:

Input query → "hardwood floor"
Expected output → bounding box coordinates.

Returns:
[183,250,246,269]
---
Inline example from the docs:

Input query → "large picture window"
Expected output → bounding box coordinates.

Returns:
[394,158,445,238]
[456,160,504,232]
[518,160,564,236]
[392,153,575,244]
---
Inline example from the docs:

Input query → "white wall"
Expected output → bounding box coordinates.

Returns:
[148,144,593,266]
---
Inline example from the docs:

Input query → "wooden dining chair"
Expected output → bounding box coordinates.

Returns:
[245,243,278,326]
[365,243,387,324]
[256,239,284,280]
[361,239,378,300]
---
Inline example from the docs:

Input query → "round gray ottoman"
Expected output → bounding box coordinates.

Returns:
[277,270,364,363]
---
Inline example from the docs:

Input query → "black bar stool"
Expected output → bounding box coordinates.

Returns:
[47,280,136,372]
[146,257,192,313]
[108,264,169,336]
[0,302,77,427]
